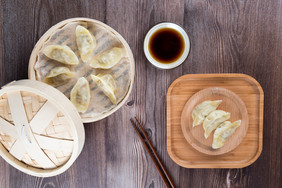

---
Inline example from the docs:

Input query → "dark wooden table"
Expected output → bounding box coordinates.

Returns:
[0,0,281,187]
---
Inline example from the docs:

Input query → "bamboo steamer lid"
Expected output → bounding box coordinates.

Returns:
[0,80,85,177]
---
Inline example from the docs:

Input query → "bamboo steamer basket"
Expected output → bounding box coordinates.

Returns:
[28,18,135,123]
[0,80,85,177]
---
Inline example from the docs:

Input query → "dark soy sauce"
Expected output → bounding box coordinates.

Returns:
[149,28,184,64]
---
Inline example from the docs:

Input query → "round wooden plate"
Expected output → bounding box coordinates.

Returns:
[181,87,249,155]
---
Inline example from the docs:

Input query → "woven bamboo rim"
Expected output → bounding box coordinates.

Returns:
[28,18,135,123]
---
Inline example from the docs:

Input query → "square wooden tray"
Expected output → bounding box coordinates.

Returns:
[166,74,264,168]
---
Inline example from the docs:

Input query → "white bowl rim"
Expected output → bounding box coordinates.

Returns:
[144,22,190,69]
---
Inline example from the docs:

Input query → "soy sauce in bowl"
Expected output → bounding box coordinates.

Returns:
[144,22,190,69]
[148,28,185,64]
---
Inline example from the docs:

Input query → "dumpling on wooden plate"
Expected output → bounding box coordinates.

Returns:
[89,47,125,69]
[203,110,230,139]
[76,25,96,62]
[212,120,241,149]
[70,77,91,113]
[43,67,74,87]
[192,100,222,127]
[43,45,79,65]
[91,74,117,104]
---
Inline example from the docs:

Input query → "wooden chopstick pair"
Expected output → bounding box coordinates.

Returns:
[130,117,175,188]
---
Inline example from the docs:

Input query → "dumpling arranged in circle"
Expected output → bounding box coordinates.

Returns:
[89,47,125,69]
[76,25,96,62]
[91,74,117,104]
[70,77,91,113]
[43,45,79,65]
[43,67,74,87]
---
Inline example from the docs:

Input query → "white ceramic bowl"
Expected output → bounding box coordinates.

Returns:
[144,22,190,69]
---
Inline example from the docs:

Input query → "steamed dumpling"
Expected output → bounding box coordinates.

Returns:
[43,67,74,87]
[212,120,241,149]
[70,77,91,113]
[203,110,230,139]
[89,47,125,69]
[192,100,222,127]
[91,74,117,104]
[76,25,96,62]
[43,45,79,65]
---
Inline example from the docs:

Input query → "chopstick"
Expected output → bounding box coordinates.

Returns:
[130,117,176,188]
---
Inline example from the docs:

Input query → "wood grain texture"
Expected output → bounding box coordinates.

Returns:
[0,2,9,188]
[168,74,263,167]
[0,0,281,188]
[0,0,4,86]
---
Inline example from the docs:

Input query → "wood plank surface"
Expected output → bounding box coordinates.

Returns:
[0,0,281,187]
